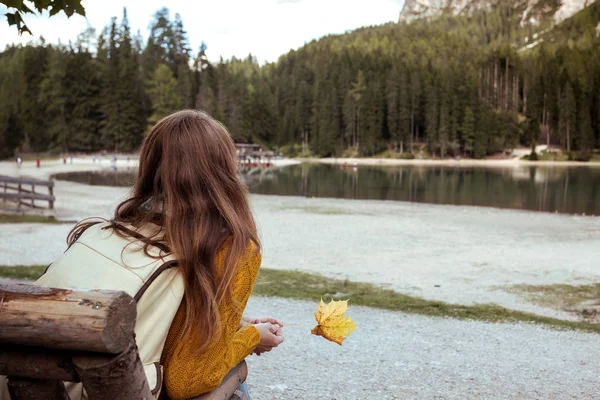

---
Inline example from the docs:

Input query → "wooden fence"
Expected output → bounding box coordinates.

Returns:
[0,175,55,210]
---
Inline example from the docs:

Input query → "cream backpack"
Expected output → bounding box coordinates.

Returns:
[12,220,184,399]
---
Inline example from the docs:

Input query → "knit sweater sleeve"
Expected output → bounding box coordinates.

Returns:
[161,241,261,400]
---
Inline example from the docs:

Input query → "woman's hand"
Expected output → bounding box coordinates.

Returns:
[253,322,284,356]
[243,316,283,327]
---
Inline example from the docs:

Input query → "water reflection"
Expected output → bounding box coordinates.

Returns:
[52,164,600,215]
[249,164,600,216]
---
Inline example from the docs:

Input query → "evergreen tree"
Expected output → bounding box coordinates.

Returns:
[346,71,366,151]
[38,48,68,151]
[2,2,600,159]
[558,80,576,152]
[100,17,121,150]
[147,64,180,124]
[462,106,476,157]
[173,13,192,107]
[20,45,50,151]
[116,8,145,151]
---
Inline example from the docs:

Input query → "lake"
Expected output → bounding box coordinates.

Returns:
[52,163,600,216]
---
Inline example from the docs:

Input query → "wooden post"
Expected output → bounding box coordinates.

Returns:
[7,378,69,400]
[0,283,136,353]
[17,182,21,209]
[0,344,79,381]
[48,182,54,209]
[73,340,152,400]
[31,184,35,208]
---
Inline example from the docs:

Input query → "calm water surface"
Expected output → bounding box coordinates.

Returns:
[52,164,600,215]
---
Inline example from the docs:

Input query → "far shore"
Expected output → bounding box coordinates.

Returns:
[295,156,600,168]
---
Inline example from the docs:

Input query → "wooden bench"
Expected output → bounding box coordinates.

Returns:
[0,283,248,400]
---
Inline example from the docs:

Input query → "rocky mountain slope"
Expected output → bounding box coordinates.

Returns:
[398,0,591,24]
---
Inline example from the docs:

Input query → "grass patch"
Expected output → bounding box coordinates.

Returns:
[508,283,600,318]
[0,214,60,224]
[254,269,600,333]
[0,265,47,280]
[3,265,599,334]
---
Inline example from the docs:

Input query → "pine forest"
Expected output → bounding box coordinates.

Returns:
[1,2,600,160]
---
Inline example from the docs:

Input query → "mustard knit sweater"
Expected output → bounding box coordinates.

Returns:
[161,242,261,400]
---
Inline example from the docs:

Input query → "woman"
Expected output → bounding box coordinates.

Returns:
[145,110,284,398]
[42,110,283,399]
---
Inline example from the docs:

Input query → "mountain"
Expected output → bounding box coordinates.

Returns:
[398,0,591,24]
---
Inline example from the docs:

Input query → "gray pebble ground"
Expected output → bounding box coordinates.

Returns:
[2,160,600,399]
[245,297,600,400]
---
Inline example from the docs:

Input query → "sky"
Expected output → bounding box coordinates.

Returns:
[0,0,405,63]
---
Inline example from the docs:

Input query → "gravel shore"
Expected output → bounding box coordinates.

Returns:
[2,160,600,399]
[2,176,600,319]
[245,296,600,400]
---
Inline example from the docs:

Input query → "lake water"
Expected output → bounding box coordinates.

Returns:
[52,163,600,216]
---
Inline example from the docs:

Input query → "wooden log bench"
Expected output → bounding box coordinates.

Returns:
[0,283,248,400]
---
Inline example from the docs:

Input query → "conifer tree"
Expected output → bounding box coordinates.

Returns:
[38,48,68,151]
[147,64,180,125]
[116,8,145,150]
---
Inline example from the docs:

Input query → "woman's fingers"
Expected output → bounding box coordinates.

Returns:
[248,316,283,326]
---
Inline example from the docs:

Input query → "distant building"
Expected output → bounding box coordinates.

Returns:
[235,143,275,167]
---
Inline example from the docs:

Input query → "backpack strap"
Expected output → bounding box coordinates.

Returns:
[134,259,179,302]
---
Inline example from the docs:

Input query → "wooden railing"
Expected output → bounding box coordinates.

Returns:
[0,175,55,210]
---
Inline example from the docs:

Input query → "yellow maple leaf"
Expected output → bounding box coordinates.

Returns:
[311,298,357,345]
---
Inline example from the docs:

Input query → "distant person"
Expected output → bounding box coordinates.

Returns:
[16,156,22,167]
[63,157,67,164]
[35,159,40,168]
[92,155,96,163]
[30,110,283,399]
[69,156,73,164]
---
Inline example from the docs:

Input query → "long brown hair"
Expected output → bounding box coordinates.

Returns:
[70,110,259,351]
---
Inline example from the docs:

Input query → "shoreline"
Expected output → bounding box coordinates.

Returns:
[295,156,600,167]
[1,158,599,321]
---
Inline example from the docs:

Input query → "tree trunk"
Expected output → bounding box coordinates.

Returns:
[504,57,509,110]
[410,109,415,154]
[513,74,518,112]
[494,62,498,108]
[546,112,551,148]
[542,91,548,147]
[523,79,528,114]
[356,110,360,151]
[566,122,571,152]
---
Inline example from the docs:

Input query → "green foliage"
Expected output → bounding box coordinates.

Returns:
[1,3,600,159]
[147,64,180,124]
[2,0,85,35]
